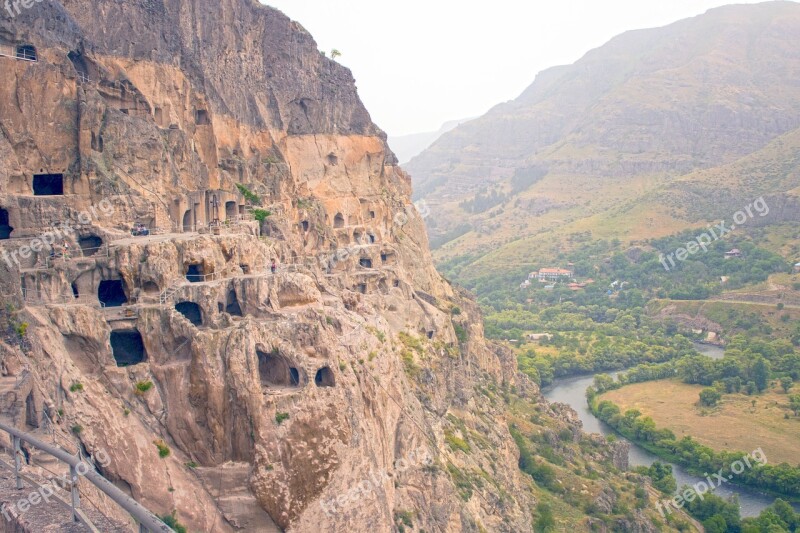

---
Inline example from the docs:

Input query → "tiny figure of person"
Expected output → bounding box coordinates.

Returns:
[271,260,277,274]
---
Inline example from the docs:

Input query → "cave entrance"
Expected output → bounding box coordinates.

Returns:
[0,208,12,239]
[195,109,210,125]
[225,201,237,220]
[334,213,344,228]
[16,45,37,62]
[186,264,204,283]
[25,392,38,428]
[314,367,335,388]
[257,350,301,388]
[110,330,147,367]
[225,290,243,317]
[359,258,372,269]
[78,235,103,256]
[142,281,159,295]
[98,279,127,307]
[175,302,202,326]
[71,283,79,298]
[182,210,193,232]
[301,220,309,232]
[33,174,64,196]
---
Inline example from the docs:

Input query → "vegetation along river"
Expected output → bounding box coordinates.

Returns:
[542,343,798,517]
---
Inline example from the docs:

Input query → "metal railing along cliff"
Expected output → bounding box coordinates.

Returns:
[0,421,173,532]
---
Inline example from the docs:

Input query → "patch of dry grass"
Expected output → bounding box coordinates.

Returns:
[601,379,800,465]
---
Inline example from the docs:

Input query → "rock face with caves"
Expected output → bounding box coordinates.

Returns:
[0,1,553,531]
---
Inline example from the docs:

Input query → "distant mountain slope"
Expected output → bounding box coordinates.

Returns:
[388,118,472,164]
[406,1,800,269]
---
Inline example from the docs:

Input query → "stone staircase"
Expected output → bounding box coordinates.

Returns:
[194,462,281,532]
[158,279,186,305]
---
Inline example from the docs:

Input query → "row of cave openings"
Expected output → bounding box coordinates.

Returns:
[257,350,335,389]
[173,292,242,328]
[107,334,335,390]
[331,210,377,230]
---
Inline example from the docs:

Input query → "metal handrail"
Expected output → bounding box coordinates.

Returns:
[0,422,173,532]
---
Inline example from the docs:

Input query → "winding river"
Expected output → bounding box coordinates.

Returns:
[542,343,794,517]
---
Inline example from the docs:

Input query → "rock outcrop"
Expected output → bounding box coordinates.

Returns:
[0,1,539,531]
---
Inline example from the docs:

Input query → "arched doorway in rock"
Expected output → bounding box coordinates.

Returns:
[182,210,193,232]
[257,350,302,388]
[314,367,335,388]
[142,281,159,295]
[186,264,204,283]
[334,213,345,228]
[0,208,13,239]
[225,201,237,220]
[78,235,103,256]
[301,220,309,232]
[110,330,147,366]
[71,283,79,298]
[225,290,243,317]
[175,302,202,326]
[98,279,127,307]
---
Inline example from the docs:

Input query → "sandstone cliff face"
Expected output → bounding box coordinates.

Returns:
[0,1,537,531]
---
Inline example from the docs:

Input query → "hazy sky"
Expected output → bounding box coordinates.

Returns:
[263,0,769,136]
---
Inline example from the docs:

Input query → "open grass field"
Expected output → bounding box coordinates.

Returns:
[600,379,800,466]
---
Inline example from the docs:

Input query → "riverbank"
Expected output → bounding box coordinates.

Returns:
[541,365,795,518]
[589,394,800,504]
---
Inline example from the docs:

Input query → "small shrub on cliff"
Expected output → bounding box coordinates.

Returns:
[135,381,154,394]
[453,323,468,344]
[69,382,84,393]
[398,332,424,354]
[394,510,414,531]
[252,209,271,222]
[185,461,198,469]
[275,412,289,425]
[444,431,471,454]
[71,424,83,435]
[451,306,462,316]
[15,322,28,337]
[160,511,188,533]
[153,439,171,458]
[401,349,420,377]
[236,184,261,205]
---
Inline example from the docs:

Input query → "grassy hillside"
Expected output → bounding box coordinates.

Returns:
[406,3,800,285]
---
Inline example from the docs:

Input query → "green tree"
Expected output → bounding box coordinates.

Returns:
[753,357,770,392]
[535,503,556,532]
[699,388,722,407]
[780,376,793,393]
[790,395,800,416]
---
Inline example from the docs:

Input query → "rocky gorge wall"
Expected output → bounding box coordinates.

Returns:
[0,1,547,531]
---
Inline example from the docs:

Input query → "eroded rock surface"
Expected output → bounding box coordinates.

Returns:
[0,1,537,531]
